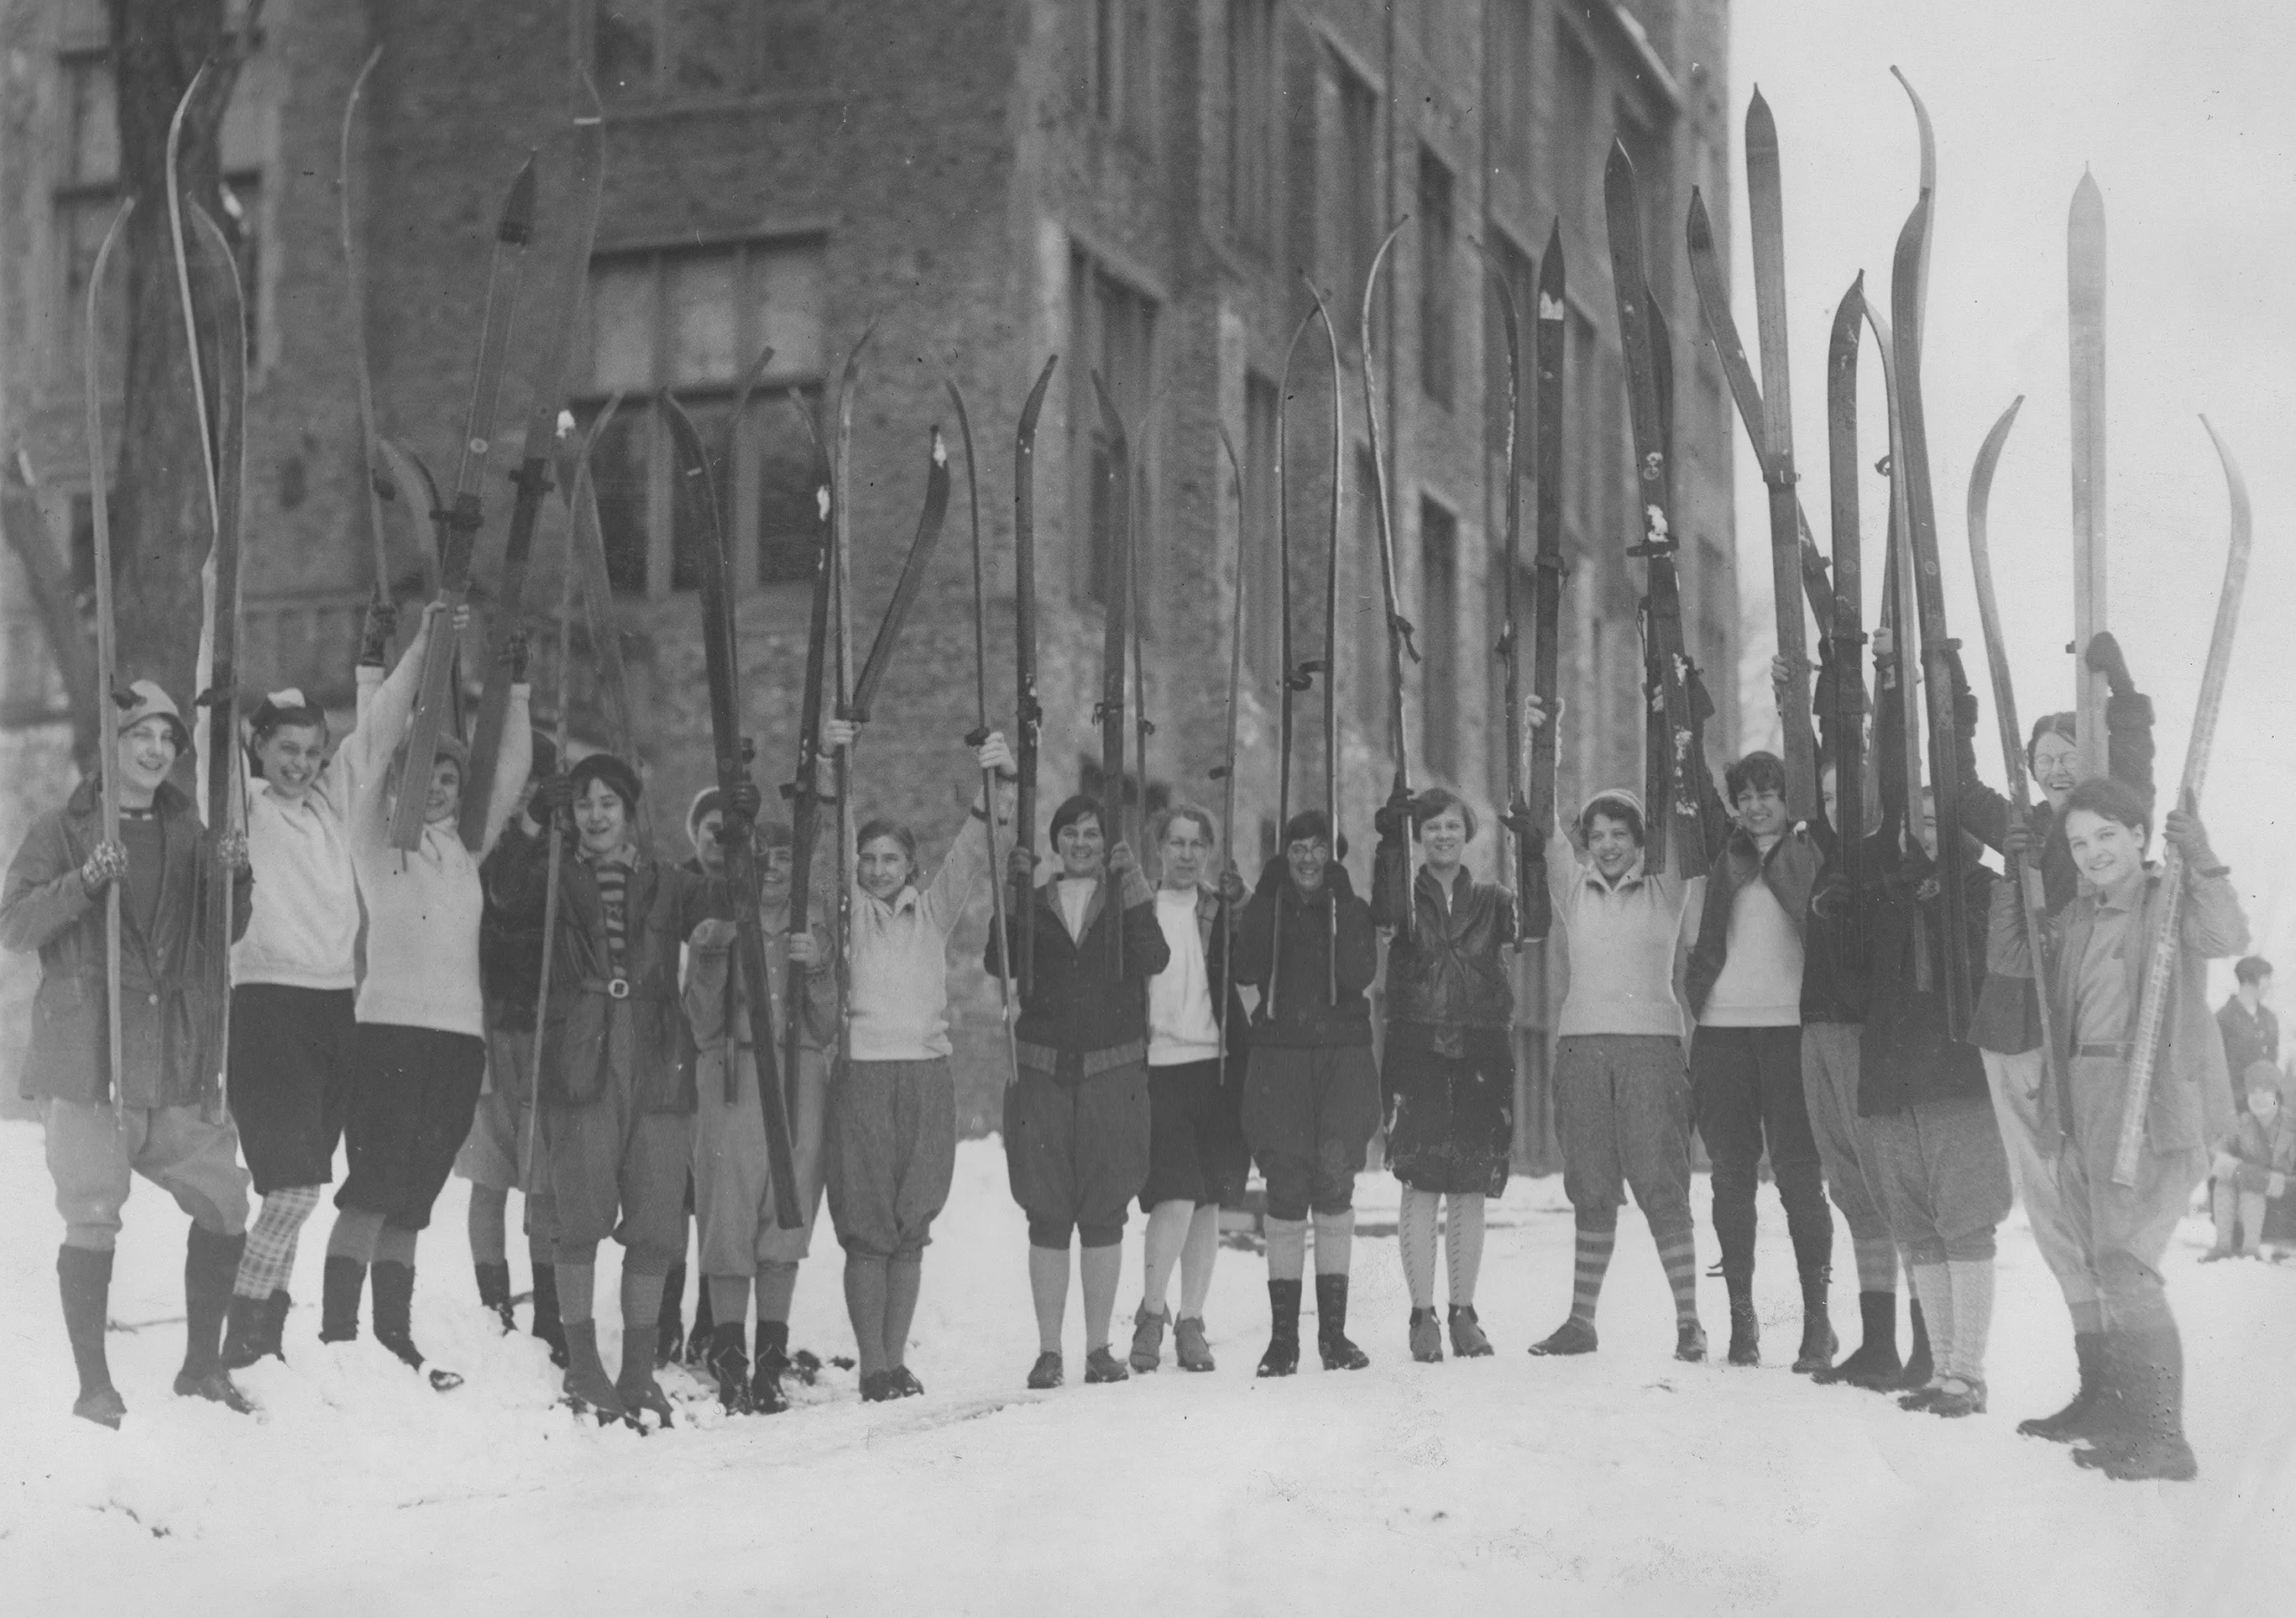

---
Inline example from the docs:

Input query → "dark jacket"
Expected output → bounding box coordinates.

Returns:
[1370,846,1516,1053]
[1857,852,1997,1117]
[494,835,733,1113]
[479,818,547,1030]
[988,865,1168,1073]
[1232,856,1378,1048]
[2,778,251,1107]
[2217,998,2279,1083]
[1988,861,2246,1155]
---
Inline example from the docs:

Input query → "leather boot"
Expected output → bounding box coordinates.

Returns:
[1891,1299,1934,1391]
[1409,1307,1445,1364]
[687,1282,716,1366]
[751,1319,792,1414]
[656,1264,686,1369]
[1447,1305,1494,1358]
[374,1261,461,1390]
[1726,1275,1760,1367]
[1174,1316,1216,1373]
[175,1225,251,1412]
[2018,1329,2106,1443]
[1257,1279,1301,1378]
[320,1255,365,1344]
[1792,1265,1838,1374]
[617,1322,674,1428]
[1128,1303,1168,1374]
[473,1260,515,1334]
[259,1291,290,1362]
[1315,1274,1369,1370]
[529,1262,568,1367]
[706,1322,751,1414]
[560,1319,625,1422]
[1812,1291,1901,1388]
[59,1245,125,1429]
[2091,1325,2197,1482]
[222,1293,268,1372]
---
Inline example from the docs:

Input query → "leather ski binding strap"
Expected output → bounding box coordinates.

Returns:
[1626,537,1678,559]
[1389,612,1422,663]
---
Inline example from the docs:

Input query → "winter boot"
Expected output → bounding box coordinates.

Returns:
[687,1282,717,1366]
[259,1290,291,1363]
[1929,1376,1987,1418]
[1409,1307,1445,1364]
[374,1262,462,1391]
[1676,1320,1708,1363]
[887,1366,925,1398]
[2018,1329,2106,1443]
[222,1293,268,1372]
[530,1262,568,1368]
[174,1225,251,1413]
[1174,1316,1216,1373]
[1530,1317,1598,1357]
[1256,1280,1302,1378]
[1315,1275,1370,1371]
[1891,1299,1934,1393]
[860,1370,898,1401]
[2088,1327,2197,1482]
[656,1264,686,1369]
[751,1320,792,1415]
[1726,1277,1760,1367]
[705,1322,751,1415]
[1084,1345,1131,1384]
[1812,1291,1901,1388]
[1448,1305,1494,1359]
[1129,1303,1168,1374]
[473,1260,516,1334]
[560,1319,625,1422]
[1026,1350,1064,1390]
[1791,1266,1838,1375]
[319,1255,365,1344]
[617,1322,674,1428]
[59,1245,125,1429]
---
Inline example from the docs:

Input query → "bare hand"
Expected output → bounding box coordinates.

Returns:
[2001,810,2037,864]
[787,931,822,966]
[1216,866,1247,907]
[80,840,128,894]
[1872,624,1895,661]
[1107,840,1138,878]
[823,718,857,753]
[975,730,1015,777]
[1523,694,1550,732]
[688,917,737,952]
[1007,846,1037,887]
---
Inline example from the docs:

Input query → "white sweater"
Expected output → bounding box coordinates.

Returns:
[347,649,529,1038]
[845,814,992,1062]
[232,745,362,992]
[1148,886,1221,1066]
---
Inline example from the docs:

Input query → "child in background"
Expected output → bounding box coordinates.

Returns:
[2204,1062,2294,1261]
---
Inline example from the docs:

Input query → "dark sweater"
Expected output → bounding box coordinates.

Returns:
[479,819,547,1030]
[988,867,1168,1069]
[1857,852,1997,1117]
[1231,856,1378,1048]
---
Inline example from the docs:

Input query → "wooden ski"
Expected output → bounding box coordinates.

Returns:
[1525,225,1566,935]
[1356,221,1418,881]
[339,45,392,612]
[1012,355,1058,996]
[781,390,836,1113]
[847,432,954,723]
[1860,302,1927,861]
[1215,427,1247,1073]
[1472,236,1531,914]
[1268,301,1325,1018]
[1089,373,1132,975]
[81,197,133,1097]
[1823,275,1870,968]
[830,323,877,1068]
[1300,273,1349,995]
[2068,171,2110,782]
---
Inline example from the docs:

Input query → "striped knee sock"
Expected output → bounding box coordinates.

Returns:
[1655,1227,1701,1324]
[1444,1194,1486,1308]
[1852,1235,1899,1295]
[1570,1223,1617,1324]
[236,1185,321,1298]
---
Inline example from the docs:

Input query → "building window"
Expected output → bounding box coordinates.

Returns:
[1554,25,1598,231]
[1420,500,1459,778]
[1486,0,1533,175]
[1418,149,1457,407]
[592,0,825,106]
[1243,373,1283,685]
[1483,232,1535,458]
[1226,0,1278,248]
[578,237,828,594]
[1089,0,1154,141]
[1068,252,1157,607]
[1334,57,1379,336]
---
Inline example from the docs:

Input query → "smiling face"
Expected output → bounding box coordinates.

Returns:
[1419,805,1468,871]
[2030,730,2081,809]
[757,840,793,908]
[1585,811,1640,881]
[2063,806,2146,893]
[256,723,327,800]
[424,758,463,826]
[574,778,630,856]
[1056,813,1106,880]
[1285,835,1330,894]
[1735,783,1789,840]
[1159,815,1211,890]
[857,833,913,900]
[118,716,180,799]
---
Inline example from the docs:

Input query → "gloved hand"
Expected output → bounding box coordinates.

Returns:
[1107,840,1138,880]
[2163,792,2219,870]
[1373,784,1415,841]
[724,780,762,825]
[2213,1150,2242,1179]
[2001,809,2038,866]
[217,829,250,873]
[688,917,737,953]
[1942,641,1979,741]
[526,774,576,823]
[80,840,128,895]
[2084,630,2134,698]
[359,600,400,667]
[1216,866,1248,907]
[502,627,531,683]
[1007,846,1038,888]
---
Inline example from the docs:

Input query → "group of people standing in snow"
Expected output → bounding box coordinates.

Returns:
[3,595,2255,1484]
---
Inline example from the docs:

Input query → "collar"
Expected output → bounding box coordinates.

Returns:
[2095,867,2150,914]
[1582,855,1648,894]
[578,841,637,870]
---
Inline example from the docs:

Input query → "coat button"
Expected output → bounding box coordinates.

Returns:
[148,993,160,1006]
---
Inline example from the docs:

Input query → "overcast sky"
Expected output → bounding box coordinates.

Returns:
[1719,0,2295,998]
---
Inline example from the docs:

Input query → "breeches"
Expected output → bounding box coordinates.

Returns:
[46,1097,249,1251]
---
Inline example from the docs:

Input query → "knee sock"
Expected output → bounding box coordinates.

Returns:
[1908,1261,1951,1385]
[1444,1194,1487,1308]
[1080,1243,1122,1353]
[1946,1259,1994,1384]
[1178,1205,1220,1319]
[844,1254,890,1376]
[1398,1189,1441,1309]
[1310,1209,1355,1277]
[1571,1220,1617,1324]
[756,1259,799,1324]
[2239,1191,2267,1253]
[1852,1235,1898,1295]
[236,1185,321,1298]
[1265,1217,1309,1283]
[468,1185,510,1267]
[1655,1224,1701,1324]
[327,1207,385,1265]
[556,1249,599,1326]
[374,1225,416,1268]
[1140,1201,1193,1316]
[1027,1244,1070,1354]
[620,1267,667,1338]
[884,1257,922,1368]
[709,1273,753,1329]
[2069,1296,2105,1336]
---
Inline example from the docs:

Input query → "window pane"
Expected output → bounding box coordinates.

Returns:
[756,386,824,584]
[666,252,740,385]
[672,0,750,98]
[591,259,657,393]
[590,406,653,594]
[749,241,825,380]
[596,1,659,102]
[63,57,118,185]
[761,1,827,88]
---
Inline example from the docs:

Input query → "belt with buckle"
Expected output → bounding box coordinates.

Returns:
[583,976,634,1001]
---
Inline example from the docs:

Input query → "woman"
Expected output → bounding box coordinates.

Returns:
[3,682,253,1425]
[1522,697,1711,1363]
[324,602,531,1391]
[826,718,1012,1401]
[499,752,746,1426]
[685,809,838,1414]
[992,793,1167,1390]
[1370,788,1517,1363]
[1989,778,2244,1481]
[221,620,379,1369]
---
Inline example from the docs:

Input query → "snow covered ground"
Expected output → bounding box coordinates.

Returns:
[2,1118,2291,1615]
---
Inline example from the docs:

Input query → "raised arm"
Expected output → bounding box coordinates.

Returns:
[476,684,533,857]
[347,606,442,846]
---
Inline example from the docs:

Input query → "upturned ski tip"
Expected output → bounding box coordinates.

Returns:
[1686,187,1714,252]
[499,152,539,243]
[1606,137,1634,179]
[1746,86,1776,142]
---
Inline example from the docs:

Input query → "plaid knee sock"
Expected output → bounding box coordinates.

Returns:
[236,1185,321,1298]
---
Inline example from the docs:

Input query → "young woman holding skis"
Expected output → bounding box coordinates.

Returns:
[1370,787,1518,1363]
[821,718,1012,1401]
[325,601,531,1389]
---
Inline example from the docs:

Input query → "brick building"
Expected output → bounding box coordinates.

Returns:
[2,0,1738,1153]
